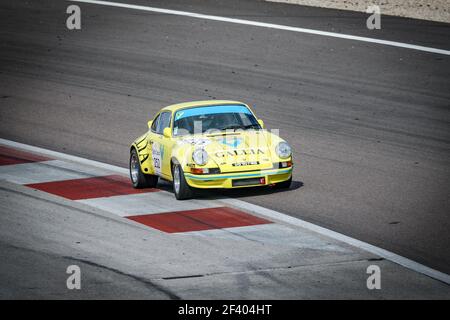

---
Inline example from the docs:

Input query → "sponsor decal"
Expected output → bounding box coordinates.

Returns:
[218,137,242,148]
[232,161,259,167]
[180,137,211,147]
[160,143,165,163]
[152,142,163,174]
[215,148,265,158]
[175,111,184,120]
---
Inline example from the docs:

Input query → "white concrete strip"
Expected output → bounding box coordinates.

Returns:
[0,160,112,185]
[0,139,128,175]
[222,198,450,285]
[182,224,352,253]
[78,192,220,217]
[1,138,449,284]
[69,0,450,56]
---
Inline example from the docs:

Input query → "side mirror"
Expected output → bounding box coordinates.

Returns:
[257,119,265,128]
[147,120,153,129]
[163,127,171,138]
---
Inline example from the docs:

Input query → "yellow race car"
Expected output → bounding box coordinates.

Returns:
[130,100,293,200]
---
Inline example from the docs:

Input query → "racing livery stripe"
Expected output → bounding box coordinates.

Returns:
[0,146,51,166]
[185,167,292,180]
[26,174,159,200]
[126,207,273,233]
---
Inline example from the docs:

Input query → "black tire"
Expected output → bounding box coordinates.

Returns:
[172,164,194,200]
[130,148,158,188]
[274,176,292,189]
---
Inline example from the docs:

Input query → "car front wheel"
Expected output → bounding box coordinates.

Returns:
[172,164,194,200]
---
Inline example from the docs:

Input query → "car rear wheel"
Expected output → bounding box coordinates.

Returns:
[274,176,292,189]
[172,164,194,200]
[130,148,158,188]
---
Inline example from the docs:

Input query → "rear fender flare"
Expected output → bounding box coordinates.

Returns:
[130,134,154,174]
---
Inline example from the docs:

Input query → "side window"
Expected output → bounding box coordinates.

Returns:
[151,114,160,132]
[157,112,171,134]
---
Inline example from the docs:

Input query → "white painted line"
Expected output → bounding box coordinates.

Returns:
[1,138,449,285]
[69,0,450,56]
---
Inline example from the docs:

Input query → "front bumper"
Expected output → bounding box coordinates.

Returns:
[184,167,293,189]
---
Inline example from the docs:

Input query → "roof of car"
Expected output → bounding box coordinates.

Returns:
[161,100,247,112]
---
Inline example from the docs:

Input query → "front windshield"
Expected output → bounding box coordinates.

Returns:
[173,105,261,136]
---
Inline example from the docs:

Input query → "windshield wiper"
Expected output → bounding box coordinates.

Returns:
[242,124,260,130]
[219,124,261,131]
[219,125,242,131]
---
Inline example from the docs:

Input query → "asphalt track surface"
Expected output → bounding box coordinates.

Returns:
[1,0,449,280]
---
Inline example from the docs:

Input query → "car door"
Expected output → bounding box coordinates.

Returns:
[151,111,173,179]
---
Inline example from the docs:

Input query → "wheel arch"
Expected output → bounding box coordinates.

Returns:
[130,138,154,175]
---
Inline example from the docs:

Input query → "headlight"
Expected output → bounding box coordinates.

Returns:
[192,149,209,166]
[275,142,291,159]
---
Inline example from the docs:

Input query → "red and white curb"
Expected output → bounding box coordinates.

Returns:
[0,144,273,235]
[0,138,449,285]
